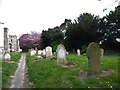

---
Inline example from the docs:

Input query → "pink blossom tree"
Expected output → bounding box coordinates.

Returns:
[19,31,41,51]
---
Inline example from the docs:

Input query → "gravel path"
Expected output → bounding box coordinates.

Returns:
[10,53,31,88]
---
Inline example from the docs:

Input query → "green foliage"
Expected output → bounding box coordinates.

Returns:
[51,40,63,52]
[64,13,101,52]
[81,45,87,54]
[41,27,64,49]
[10,52,21,62]
[100,6,120,51]
[26,53,119,88]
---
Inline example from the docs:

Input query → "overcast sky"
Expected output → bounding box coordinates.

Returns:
[0,0,119,46]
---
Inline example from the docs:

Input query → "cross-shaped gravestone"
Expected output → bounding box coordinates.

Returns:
[86,42,101,75]
[56,44,67,64]
[45,46,52,59]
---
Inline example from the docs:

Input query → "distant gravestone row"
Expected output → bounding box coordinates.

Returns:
[30,42,104,76]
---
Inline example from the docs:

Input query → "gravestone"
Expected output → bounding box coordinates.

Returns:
[30,50,36,56]
[0,51,3,61]
[45,46,52,59]
[100,48,104,57]
[77,49,80,56]
[38,50,42,55]
[4,53,11,61]
[66,52,69,54]
[56,44,67,64]
[42,49,46,56]
[86,42,101,75]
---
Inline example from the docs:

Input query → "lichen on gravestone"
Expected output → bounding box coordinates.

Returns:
[86,42,102,75]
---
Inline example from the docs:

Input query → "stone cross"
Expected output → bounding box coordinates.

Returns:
[45,46,52,59]
[86,42,101,75]
[56,44,67,64]
[77,49,80,56]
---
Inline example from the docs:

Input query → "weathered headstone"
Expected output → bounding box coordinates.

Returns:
[77,49,80,56]
[30,49,36,56]
[38,50,42,55]
[86,42,101,75]
[4,53,11,61]
[100,48,104,57]
[56,44,67,64]
[45,46,52,59]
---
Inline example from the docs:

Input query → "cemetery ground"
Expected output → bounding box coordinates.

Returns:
[2,52,21,88]
[26,53,119,88]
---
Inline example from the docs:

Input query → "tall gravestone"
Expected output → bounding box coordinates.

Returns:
[56,44,67,64]
[45,46,52,59]
[86,42,101,75]
[77,49,80,56]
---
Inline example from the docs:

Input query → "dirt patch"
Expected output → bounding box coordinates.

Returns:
[61,62,76,67]
[77,70,112,82]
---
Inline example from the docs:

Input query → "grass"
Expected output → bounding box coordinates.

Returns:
[26,53,119,89]
[2,52,21,88]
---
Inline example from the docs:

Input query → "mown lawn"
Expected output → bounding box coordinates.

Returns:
[26,53,119,89]
[2,52,21,88]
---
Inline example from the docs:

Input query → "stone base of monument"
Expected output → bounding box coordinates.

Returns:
[77,70,112,82]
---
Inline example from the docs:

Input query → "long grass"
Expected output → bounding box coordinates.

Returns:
[26,53,119,89]
[2,52,21,88]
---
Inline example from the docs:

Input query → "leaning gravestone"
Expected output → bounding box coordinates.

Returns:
[77,49,80,56]
[45,46,52,59]
[86,42,101,75]
[56,44,67,64]
[4,53,11,61]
